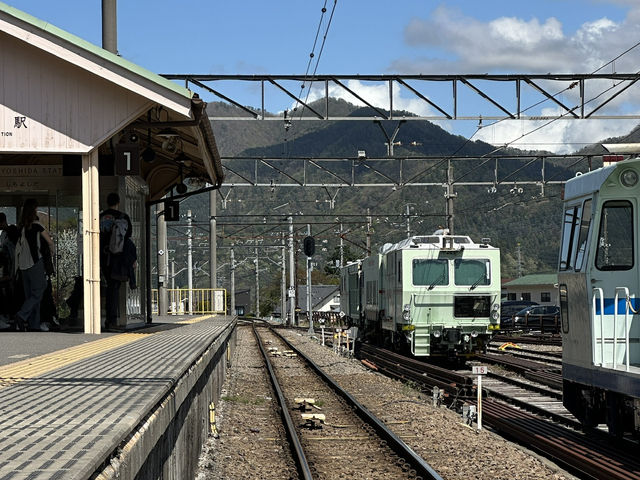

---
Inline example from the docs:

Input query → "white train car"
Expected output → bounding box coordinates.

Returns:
[559,156,640,436]
[341,233,501,358]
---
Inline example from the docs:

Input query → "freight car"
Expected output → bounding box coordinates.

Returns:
[559,155,640,436]
[340,233,501,358]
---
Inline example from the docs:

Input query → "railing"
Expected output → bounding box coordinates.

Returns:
[592,287,633,371]
[151,288,227,315]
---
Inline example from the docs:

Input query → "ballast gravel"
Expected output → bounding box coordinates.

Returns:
[197,326,576,480]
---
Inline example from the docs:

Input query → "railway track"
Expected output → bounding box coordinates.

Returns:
[356,343,640,479]
[486,346,563,367]
[492,333,563,346]
[254,325,442,480]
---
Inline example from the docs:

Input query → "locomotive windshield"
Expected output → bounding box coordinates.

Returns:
[413,259,448,287]
[454,259,490,287]
[595,200,634,271]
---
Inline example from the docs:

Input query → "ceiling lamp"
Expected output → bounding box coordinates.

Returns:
[157,127,179,138]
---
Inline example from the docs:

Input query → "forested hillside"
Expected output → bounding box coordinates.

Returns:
[169,98,636,315]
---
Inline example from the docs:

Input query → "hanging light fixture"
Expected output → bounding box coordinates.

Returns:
[176,163,187,194]
[157,127,179,138]
[142,128,155,163]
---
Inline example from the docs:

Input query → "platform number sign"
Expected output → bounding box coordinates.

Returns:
[115,143,140,175]
[472,366,488,375]
[164,200,180,222]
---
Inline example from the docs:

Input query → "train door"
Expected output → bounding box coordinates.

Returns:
[590,198,638,369]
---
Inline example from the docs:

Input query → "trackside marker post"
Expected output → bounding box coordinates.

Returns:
[472,365,488,430]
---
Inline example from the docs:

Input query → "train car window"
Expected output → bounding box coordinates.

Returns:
[453,259,490,287]
[453,237,471,244]
[559,284,569,334]
[559,205,582,271]
[574,199,592,271]
[595,200,634,271]
[413,259,448,287]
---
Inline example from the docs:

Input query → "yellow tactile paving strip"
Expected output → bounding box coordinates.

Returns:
[0,315,214,389]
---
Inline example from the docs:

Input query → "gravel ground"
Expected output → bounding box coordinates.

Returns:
[197,326,576,480]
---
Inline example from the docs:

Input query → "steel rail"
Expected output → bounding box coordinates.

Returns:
[251,324,313,480]
[484,370,562,400]
[479,399,640,480]
[269,328,444,480]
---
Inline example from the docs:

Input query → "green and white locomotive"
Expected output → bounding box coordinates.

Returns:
[340,233,501,358]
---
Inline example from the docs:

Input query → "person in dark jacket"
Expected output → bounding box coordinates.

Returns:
[99,193,132,330]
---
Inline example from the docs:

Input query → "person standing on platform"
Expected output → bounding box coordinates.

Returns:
[99,193,132,331]
[14,199,54,332]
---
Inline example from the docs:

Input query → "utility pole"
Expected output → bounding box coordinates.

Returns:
[288,216,295,326]
[306,224,313,334]
[230,246,236,314]
[187,209,193,314]
[366,208,372,256]
[255,247,260,317]
[157,205,168,316]
[374,119,406,157]
[517,242,523,278]
[339,222,344,268]
[281,233,286,324]
[446,160,457,235]
[406,204,411,238]
[209,189,217,289]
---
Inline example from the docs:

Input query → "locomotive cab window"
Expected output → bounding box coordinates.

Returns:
[413,259,448,287]
[574,199,592,271]
[559,204,582,271]
[454,259,490,287]
[595,200,634,271]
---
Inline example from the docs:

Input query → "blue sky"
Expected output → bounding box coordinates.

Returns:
[9,0,640,152]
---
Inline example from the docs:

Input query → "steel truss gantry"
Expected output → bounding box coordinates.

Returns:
[219,153,599,191]
[162,73,640,121]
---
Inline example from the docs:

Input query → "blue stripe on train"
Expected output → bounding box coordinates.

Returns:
[594,297,640,315]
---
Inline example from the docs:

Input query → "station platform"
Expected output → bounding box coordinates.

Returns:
[0,314,237,480]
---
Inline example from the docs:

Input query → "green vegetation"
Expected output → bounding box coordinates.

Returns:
[164,98,635,316]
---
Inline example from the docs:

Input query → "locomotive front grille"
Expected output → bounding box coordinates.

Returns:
[454,295,491,317]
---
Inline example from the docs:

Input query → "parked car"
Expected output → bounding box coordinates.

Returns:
[500,300,538,328]
[512,305,561,333]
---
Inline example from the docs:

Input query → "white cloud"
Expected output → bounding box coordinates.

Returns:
[298,80,439,117]
[474,114,639,154]
[389,4,640,152]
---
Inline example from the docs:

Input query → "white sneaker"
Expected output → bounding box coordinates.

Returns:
[39,323,50,332]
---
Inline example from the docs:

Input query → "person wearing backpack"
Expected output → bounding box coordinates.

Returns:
[14,199,55,332]
[99,193,132,331]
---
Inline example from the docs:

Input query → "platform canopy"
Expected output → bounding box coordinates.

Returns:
[0,2,223,199]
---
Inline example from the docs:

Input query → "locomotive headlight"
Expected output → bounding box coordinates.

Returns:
[433,330,441,338]
[471,330,478,338]
[621,169,639,187]
[463,334,470,342]
[402,304,411,321]
[491,303,500,321]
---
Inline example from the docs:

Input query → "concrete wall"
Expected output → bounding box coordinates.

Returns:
[95,321,237,480]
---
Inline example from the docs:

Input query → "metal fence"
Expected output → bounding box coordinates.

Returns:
[151,288,227,315]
